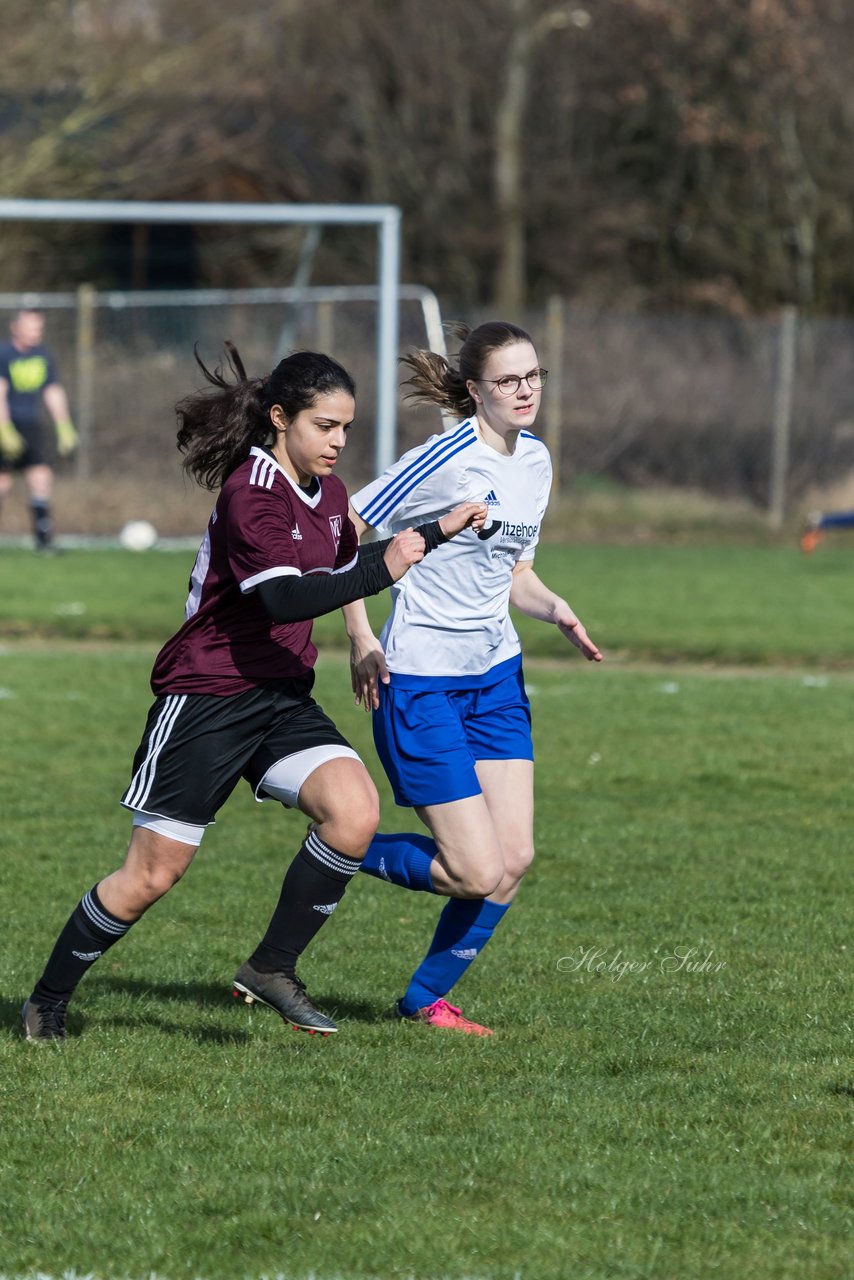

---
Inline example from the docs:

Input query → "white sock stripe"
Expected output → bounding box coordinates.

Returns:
[305,830,361,878]
[306,829,360,868]
[124,694,187,812]
[310,847,361,878]
[81,890,129,937]
[306,828,336,860]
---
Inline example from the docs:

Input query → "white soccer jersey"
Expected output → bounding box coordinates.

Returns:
[351,417,553,679]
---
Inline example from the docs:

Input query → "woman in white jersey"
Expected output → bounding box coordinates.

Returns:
[344,321,602,1035]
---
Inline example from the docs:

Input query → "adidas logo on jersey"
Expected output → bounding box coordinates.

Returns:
[313,902,338,915]
[451,947,478,960]
[484,489,501,505]
[291,524,303,540]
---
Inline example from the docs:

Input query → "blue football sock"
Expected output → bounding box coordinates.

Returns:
[359,831,436,893]
[399,896,511,1015]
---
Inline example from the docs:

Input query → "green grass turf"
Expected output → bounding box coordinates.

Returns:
[1,618,851,1278]
[1,540,853,667]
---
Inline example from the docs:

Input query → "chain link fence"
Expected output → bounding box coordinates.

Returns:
[3,290,853,534]
[534,303,854,521]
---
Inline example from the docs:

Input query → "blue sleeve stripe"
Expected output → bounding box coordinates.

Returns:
[353,422,473,527]
[358,424,477,527]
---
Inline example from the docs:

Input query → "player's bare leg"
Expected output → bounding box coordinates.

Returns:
[371,762,531,1033]
[413,794,505,899]
[23,827,197,1041]
[25,463,55,551]
[472,758,535,905]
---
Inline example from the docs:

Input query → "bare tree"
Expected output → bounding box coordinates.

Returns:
[492,0,589,313]
[2,0,854,313]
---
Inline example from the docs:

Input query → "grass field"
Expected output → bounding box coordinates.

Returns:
[0,543,851,1280]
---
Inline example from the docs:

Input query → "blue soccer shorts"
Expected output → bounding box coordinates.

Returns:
[372,656,533,808]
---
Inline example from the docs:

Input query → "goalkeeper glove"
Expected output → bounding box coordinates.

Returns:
[0,420,25,461]
[55,419,79,456]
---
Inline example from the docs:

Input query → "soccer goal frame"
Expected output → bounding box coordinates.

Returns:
[0,198,404,474]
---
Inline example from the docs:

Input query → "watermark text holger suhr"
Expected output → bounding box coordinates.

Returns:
[557,945,727,982]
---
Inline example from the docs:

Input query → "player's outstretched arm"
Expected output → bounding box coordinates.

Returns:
[342,502,480,710]
[438,500,488,538]
[382,526,425,580]
[256,527,425,627]
[510,560,603,662]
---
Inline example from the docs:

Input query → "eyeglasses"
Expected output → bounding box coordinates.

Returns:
[477,368,548,396]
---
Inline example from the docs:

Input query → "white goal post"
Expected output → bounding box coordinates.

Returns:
[0,197,409,475]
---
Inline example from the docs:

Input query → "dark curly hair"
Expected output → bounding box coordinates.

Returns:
[176,343,356,491]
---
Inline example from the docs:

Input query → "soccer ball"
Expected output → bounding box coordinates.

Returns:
[119,519,158,551]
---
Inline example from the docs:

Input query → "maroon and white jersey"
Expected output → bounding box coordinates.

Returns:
[151,447,358,695]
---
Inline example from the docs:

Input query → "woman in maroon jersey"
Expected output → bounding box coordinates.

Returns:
[23,344,485,1041]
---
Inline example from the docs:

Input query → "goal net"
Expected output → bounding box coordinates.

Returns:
[0,200,448,538]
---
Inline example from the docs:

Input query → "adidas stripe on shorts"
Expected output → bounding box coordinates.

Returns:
[121,676,355,827]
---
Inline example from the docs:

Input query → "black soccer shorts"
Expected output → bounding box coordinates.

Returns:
[121,677,355,827]
[0,419,50,472]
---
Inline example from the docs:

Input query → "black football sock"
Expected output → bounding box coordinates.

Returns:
[32,884,134,1002]
[249,829,361,977]
[30,498,52,548]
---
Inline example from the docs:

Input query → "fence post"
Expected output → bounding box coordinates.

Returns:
[769,305,798,529]
[75,282,96,482]
[544,294,564,497]
[316,299,334,354]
